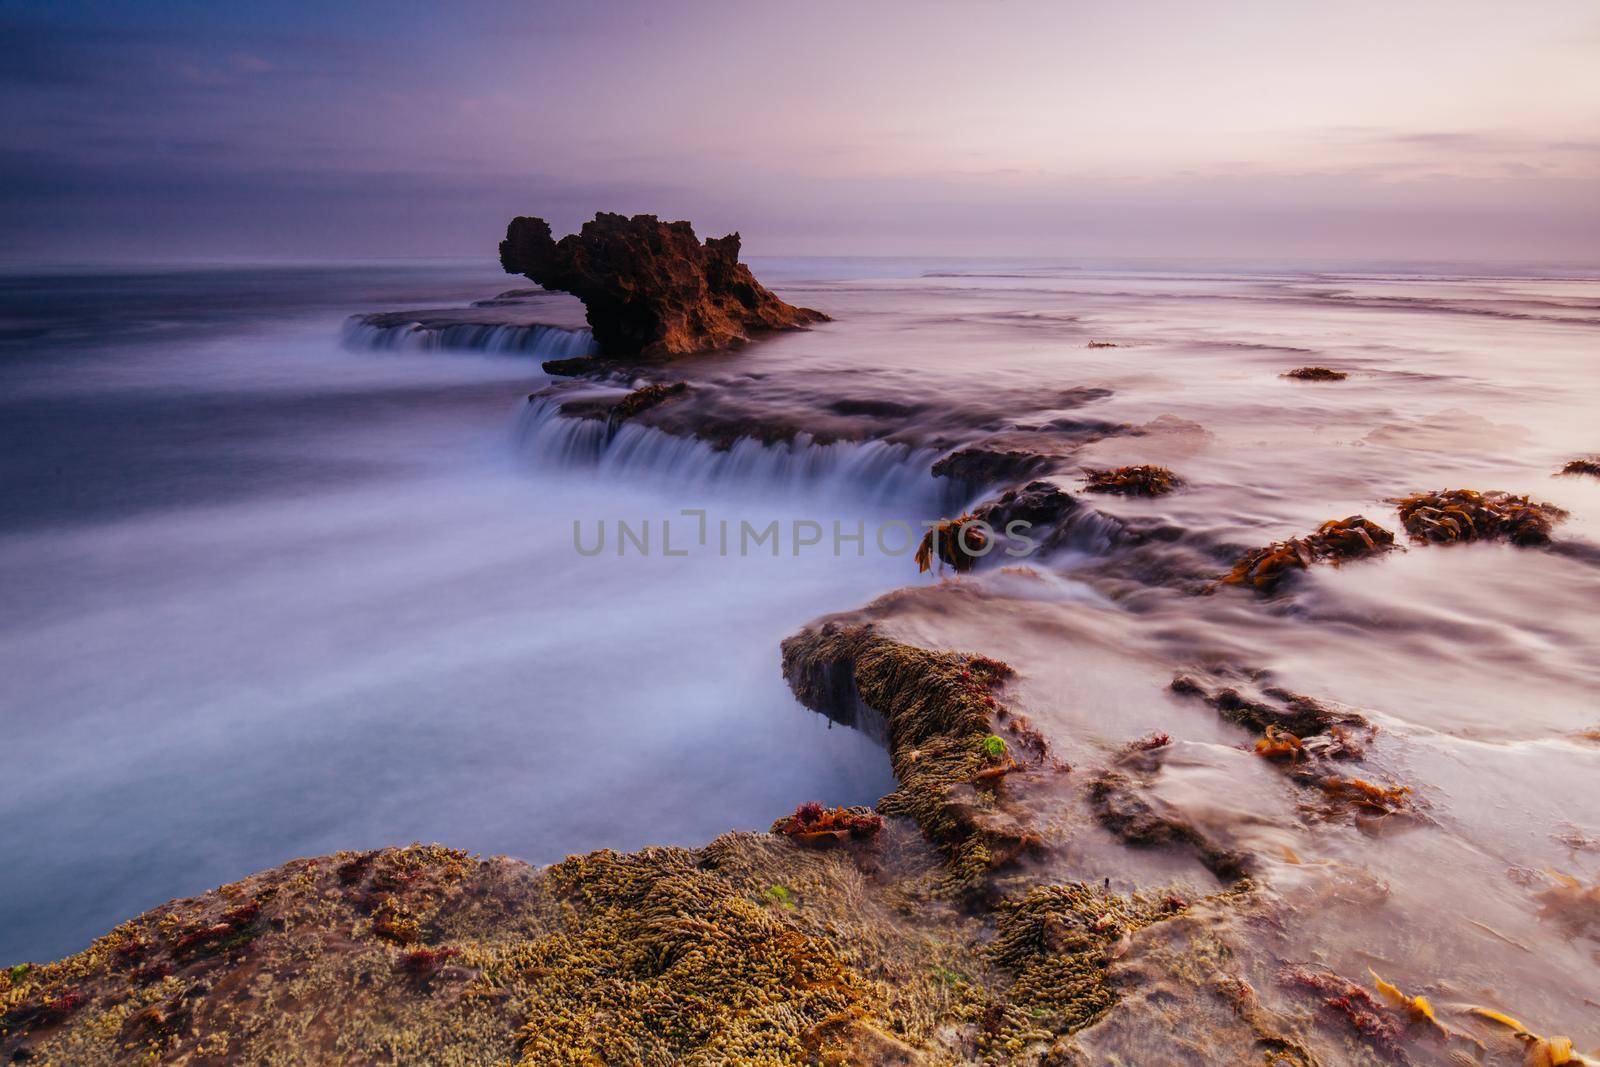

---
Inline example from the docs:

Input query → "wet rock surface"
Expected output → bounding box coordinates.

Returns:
[499,213,828,358]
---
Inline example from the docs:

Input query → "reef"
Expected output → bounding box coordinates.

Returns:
[931,447,1057,492]
[8,624,1291,1066]
[1089,736,1253,882]
[781,624,1044,896]
[1394,488,1566,546]
[557,381,689,424]
[1169,675,1415,821]
[499,213,827,358]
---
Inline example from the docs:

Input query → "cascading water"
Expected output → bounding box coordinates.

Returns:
[517,396,954,514]
[343,317,597,358]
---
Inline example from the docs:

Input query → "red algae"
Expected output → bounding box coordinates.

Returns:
[1279,967,1404,1053]
[770,802,883,845]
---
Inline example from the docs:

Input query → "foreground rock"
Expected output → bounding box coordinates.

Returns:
[499,213,827,358]
[8,620,1576,1065]
[0,627,1257,1066]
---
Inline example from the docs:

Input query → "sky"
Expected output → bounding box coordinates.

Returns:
[3,0,1598,264]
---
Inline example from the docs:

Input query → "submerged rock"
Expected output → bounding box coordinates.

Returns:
[499,213,828,358]
[931,446,1056,491]
[780,624,1048,895]
[1088,739,1253,882]
[1281,366,1347,381]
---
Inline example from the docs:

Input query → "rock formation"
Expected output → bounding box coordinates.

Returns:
[499,212,827,358]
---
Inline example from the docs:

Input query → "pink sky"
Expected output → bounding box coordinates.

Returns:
[4,0,1597,262]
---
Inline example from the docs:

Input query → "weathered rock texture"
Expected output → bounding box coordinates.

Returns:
[499,213,827,358]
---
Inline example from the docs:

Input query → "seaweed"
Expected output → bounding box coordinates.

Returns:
[0,988,84,1033]
[396,946,459,977]
[780,625,1040,894]
[1393,488,1566,546]
[986,883,1186,1051]
[1082,464,1181,496]
[914,513,988,573]
[169,900,262,961]
[770,802,883,846]
[1169,676,1404,823]
[1467,1006,1597,1067]
[1368,970,1448,1037]
[1282,366,1347,381]
[1560,457,1600,478]
[1170,676,1368,740]
[1279,966,1403,1053]
[514,846,898,1065]
[1317,776,1411,814]
[369,899,422,945]
[762,884,797,910]
[1221,515,1396,592]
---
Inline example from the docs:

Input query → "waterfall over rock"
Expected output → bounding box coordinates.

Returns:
[343,317,597,358]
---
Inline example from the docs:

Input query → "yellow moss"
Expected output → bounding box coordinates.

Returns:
[781,624,1030,896]
[986,882,1182,1052]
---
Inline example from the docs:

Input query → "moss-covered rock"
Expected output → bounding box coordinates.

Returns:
[781,624,1041,897]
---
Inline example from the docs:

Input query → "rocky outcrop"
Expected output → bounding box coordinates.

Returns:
[499,213,827,358]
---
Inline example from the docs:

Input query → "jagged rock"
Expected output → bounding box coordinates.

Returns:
[500,213,827,357]
[931,447,1055,489]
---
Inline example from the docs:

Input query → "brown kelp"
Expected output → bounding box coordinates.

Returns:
[1082,464,1181,496]
[1560,456,1600,478]
[1168,676,1413,821]
[1221,515,1396,592]
[914,512,989,574]
[1393,488,1566,546]
[1282,366,1347,381]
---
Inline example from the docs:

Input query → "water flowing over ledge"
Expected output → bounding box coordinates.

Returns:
[343,317,597,358]
[516,397,952,514]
